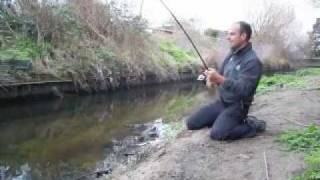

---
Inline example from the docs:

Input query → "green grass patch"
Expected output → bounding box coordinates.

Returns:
[277,125,320,179]
[257,68,320,94]
[159,41,195,63]
[277,125,320,153]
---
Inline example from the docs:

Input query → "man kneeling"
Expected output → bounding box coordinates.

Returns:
[187,21,266,140]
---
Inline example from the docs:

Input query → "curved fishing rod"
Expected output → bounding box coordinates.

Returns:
[159,0,209,70]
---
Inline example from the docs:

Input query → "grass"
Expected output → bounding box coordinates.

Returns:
[277,125,320,179]
[257,68,320,94]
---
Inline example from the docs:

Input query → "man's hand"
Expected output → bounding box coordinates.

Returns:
[204,68,225,86]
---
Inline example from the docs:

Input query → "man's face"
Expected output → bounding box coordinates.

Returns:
[227,23,247,49]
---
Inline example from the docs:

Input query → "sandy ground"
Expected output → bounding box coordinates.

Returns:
[109,78,320,180]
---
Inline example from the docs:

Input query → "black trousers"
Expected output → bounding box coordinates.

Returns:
[186,100,255,140]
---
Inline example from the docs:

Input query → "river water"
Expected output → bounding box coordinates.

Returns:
[0,82,209,180]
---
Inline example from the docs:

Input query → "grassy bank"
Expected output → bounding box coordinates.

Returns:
[257,68,320,94]
[258,68,320,179]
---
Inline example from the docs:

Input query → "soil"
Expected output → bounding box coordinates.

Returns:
[109,77,320,180]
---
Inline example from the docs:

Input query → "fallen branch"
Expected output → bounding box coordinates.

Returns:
[263,151,270,180]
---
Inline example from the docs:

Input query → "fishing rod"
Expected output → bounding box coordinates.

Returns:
[159,0,209,70]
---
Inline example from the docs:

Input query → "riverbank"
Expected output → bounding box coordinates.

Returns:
[108,68,320,180]
[1,1,209,101]
[0,69,198,100]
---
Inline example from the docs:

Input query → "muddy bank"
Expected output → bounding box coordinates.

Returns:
[0,59,304,101]
[108,76,320,180]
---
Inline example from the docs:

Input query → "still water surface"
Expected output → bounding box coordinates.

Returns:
[0,83,208,179]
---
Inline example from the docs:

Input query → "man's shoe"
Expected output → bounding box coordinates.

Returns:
[245,116,266,133]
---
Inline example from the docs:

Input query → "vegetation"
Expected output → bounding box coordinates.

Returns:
[277,125,320,179]
[257,68,320,94]
[0,0,202,88]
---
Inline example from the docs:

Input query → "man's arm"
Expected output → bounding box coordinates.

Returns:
[206,59,262,98]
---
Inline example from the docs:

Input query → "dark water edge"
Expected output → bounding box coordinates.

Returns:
[0,71,198,101]
[0,82,207,180]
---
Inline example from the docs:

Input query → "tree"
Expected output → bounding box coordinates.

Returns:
[246,0,307,69]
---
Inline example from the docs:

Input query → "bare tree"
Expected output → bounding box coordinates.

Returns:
[246,0,305,68]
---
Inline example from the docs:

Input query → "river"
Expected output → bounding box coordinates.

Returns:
[0,82,210,180]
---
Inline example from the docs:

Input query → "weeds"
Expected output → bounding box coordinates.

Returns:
[277,125,320,153]
[277,125,320,179]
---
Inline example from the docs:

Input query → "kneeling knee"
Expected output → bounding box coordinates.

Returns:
[210,129,228,141]
[186,119,196,130]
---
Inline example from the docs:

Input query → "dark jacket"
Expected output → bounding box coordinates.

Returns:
[218,42,262,105]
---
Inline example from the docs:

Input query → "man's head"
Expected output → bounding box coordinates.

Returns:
[227,21,252,49]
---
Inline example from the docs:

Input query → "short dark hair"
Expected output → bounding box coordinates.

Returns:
[236,21,252,41]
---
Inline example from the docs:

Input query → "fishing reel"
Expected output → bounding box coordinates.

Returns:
[197,73,207,84]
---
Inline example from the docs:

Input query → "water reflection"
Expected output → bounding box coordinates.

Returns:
[0,83,206,180]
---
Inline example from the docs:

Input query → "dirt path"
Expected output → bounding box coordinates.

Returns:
[110,81,320,180]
